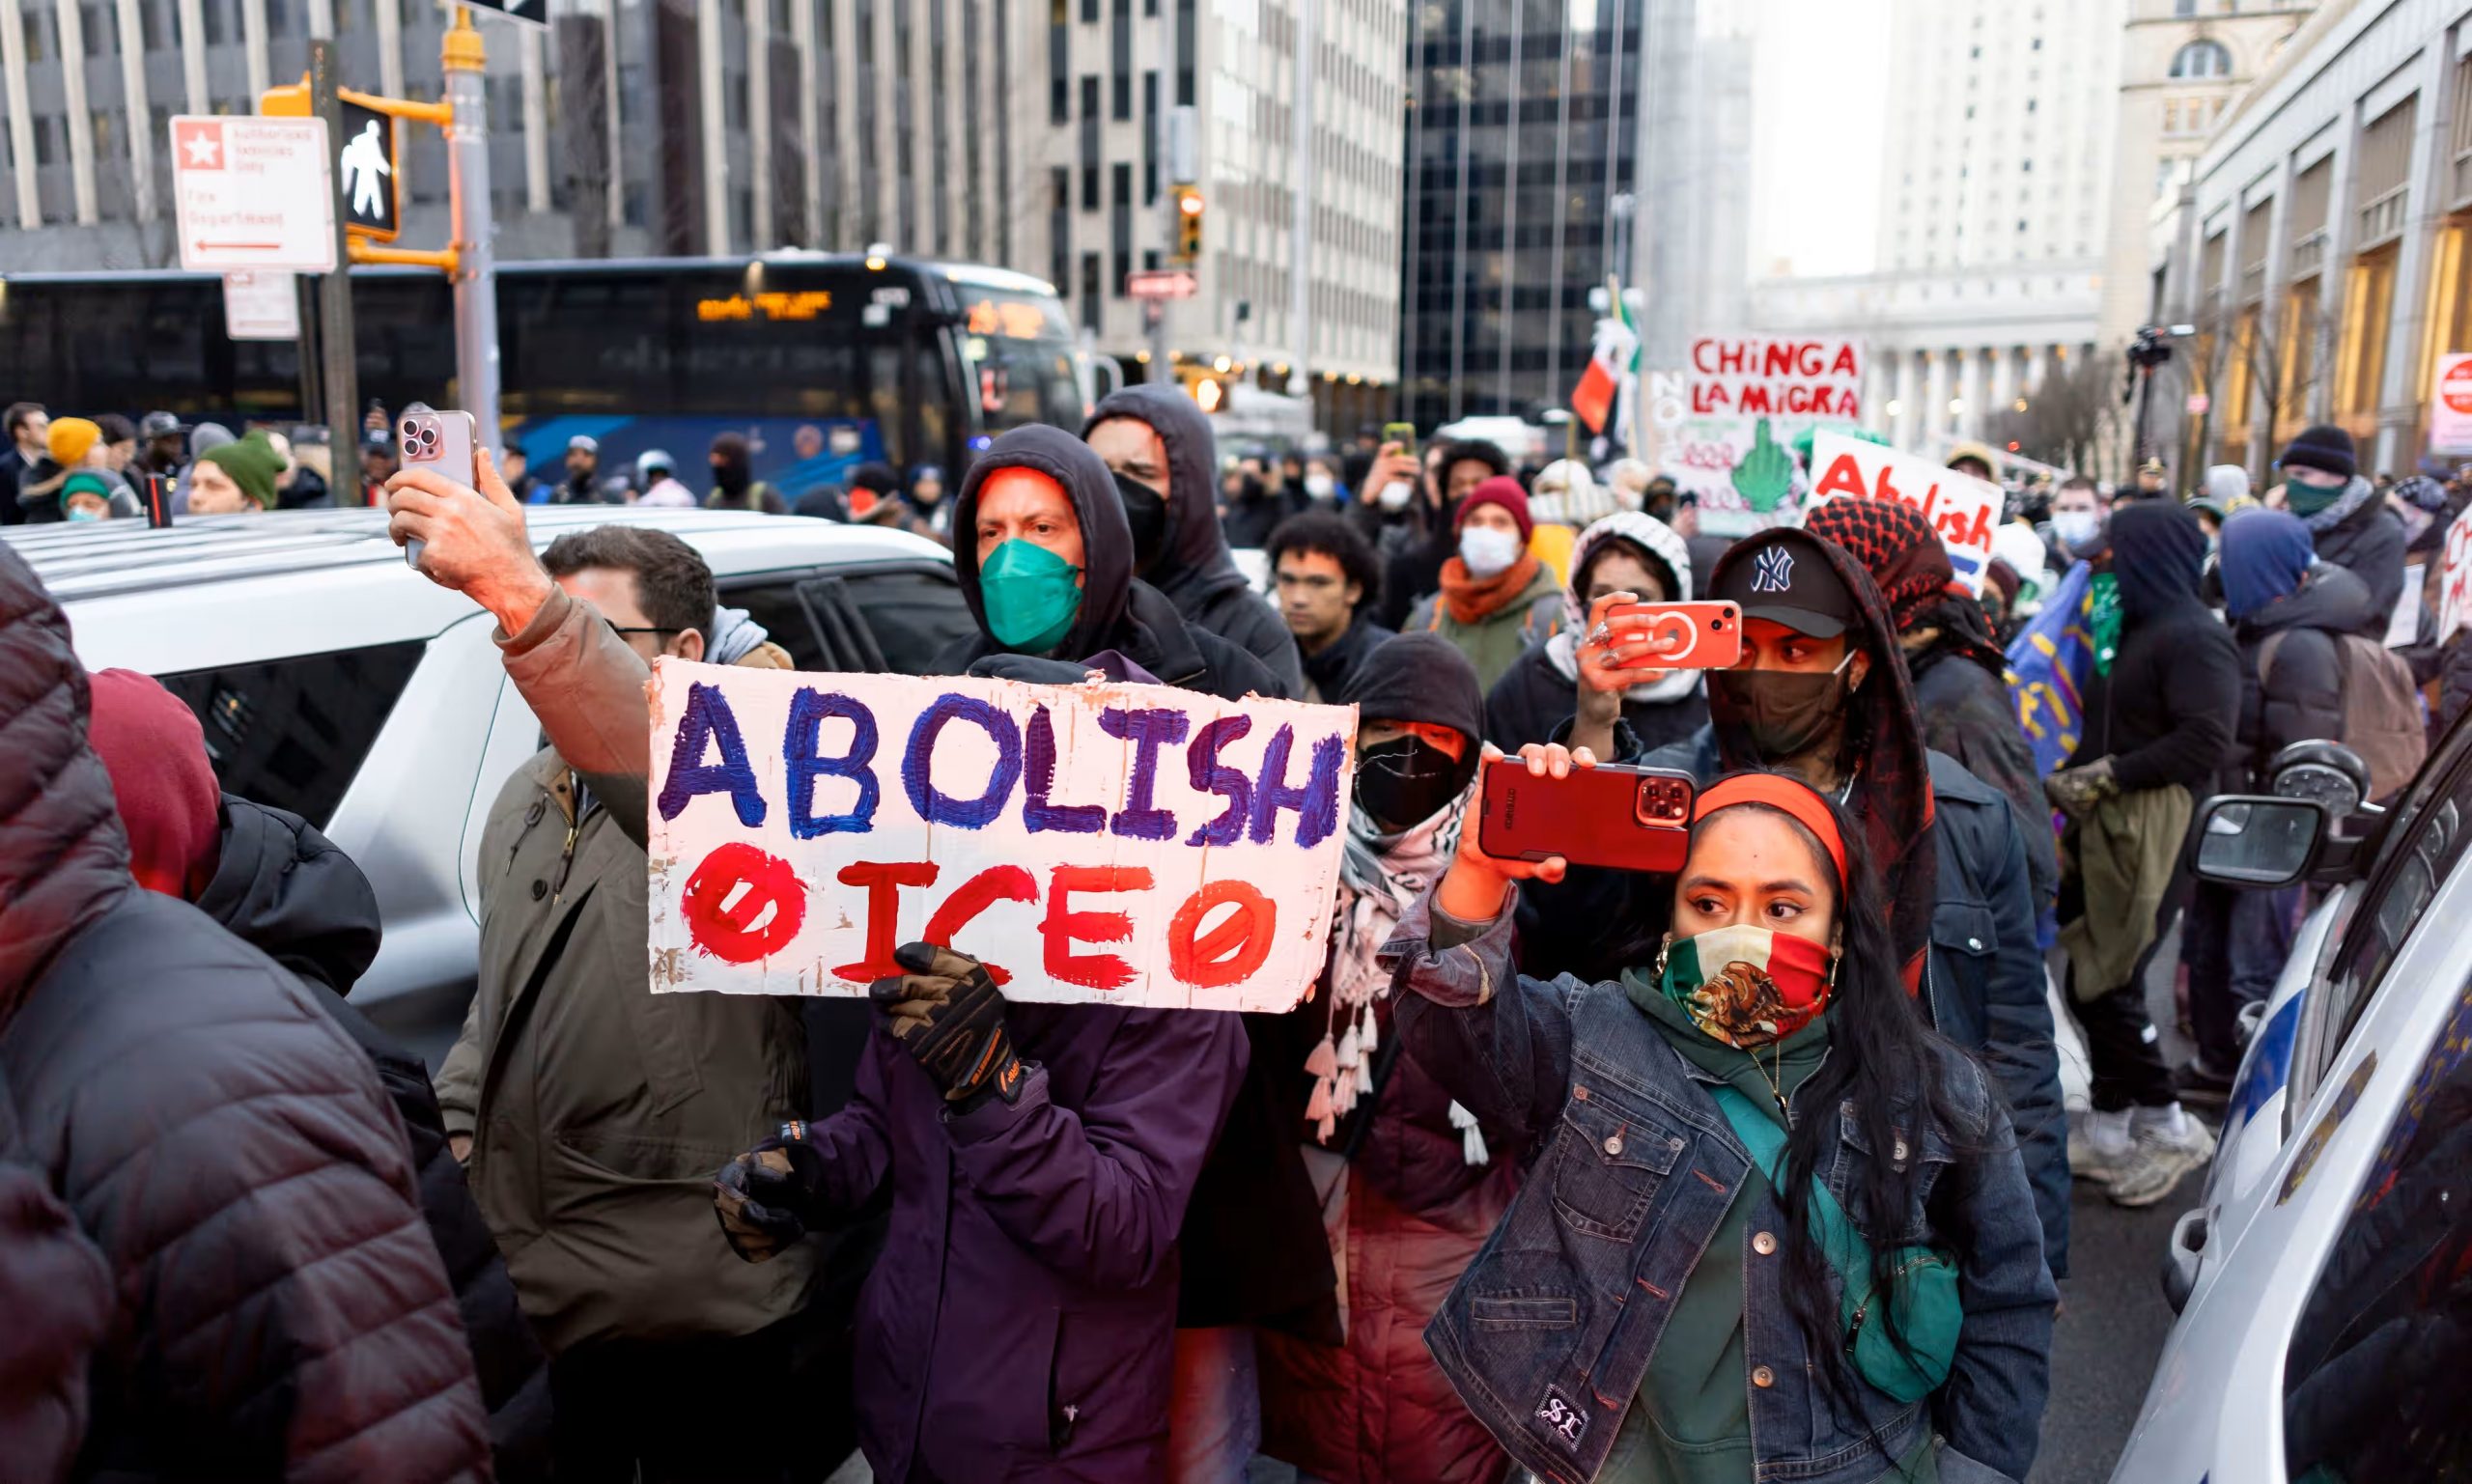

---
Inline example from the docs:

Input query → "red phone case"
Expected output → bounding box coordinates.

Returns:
[1604,601,1743,670]
[1475,759,1697,874]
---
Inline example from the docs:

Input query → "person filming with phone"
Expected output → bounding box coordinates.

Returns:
[1563,527,2069,1280]
[1378,746,2055,1484]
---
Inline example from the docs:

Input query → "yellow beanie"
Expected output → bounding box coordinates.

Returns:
[48,417,100,466]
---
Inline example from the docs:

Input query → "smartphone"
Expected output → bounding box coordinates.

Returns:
[396,402,478,569]
[1476,760,1697,874]
[1601,601,1743,670]
[1381,421,1417,458]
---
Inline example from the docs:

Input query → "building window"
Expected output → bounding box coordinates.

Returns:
[2171,40,2232,80]
[1111,161,1132,294]
[1110,0,1131,120]
[1141,69,1158,203]
[1081,251,1102,330]
[1080,75,1100,210]
[1051,166,1072,292]
[1049,0,1069,125]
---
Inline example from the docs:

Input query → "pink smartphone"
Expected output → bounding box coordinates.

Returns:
[397,403,479,569]
[1602,601,1744,670]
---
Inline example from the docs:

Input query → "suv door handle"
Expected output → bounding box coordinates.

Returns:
[2160,1207,2207,1314]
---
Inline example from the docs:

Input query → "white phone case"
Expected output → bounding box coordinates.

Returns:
[398,403,479,568]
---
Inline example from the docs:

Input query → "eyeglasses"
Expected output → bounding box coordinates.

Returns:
[604,620,682,639]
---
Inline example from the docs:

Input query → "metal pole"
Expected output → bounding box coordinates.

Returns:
[1284,0,1311,402]
[443,7,501,462]
[1149,2,1174,384]
[2134,365,2154,465]
[310,37,360,501]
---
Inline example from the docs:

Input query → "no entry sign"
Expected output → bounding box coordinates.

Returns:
[2431,352,2472,456]
[645,664,1357,1012]
[170,116,336,273]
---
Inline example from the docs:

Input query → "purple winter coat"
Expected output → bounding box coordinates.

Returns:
[801,1001,1246,1481]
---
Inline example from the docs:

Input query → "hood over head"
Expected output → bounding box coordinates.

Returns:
[2204,464,2253,506]
[0,545,135,1027]
[83,668,221,899]
[1082,382,1249,604]
[710,432,753,495]
[195,796,382,995]
[953,423,1136,659]
[2108,498,2210,624]
[2217,509,2318,622]
[1562,511,1693,629]
[1338,630,1483,744]
[1701,527,1938,979]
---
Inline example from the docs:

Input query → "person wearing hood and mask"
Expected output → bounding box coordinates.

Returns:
[1086,382,1306,694]
[2047,500,2237,1208]
[1567,525,2071,1278]
[704,431,788,513]
[2277,424,2406,634]
[1806,497,2058,912]
[1255,634,1520,1484]
[1484,510,1707,754]
[84,668,555,1479]
[1357,438,1515,630]
[2178,512,2368,1106]
[1405,477,1565,692]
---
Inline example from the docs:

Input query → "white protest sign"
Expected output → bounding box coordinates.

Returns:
[2441,505,2472,642]
[222,270,299,340]
[1807,432,2003,595]
[1668,335,1865,535]
[2433,353,2472,457]
[171,116,336,273]
[645,663,1357,1011]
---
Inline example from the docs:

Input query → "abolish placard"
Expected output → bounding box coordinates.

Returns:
[645,663,1357,1011]
[1808,432,2002,595]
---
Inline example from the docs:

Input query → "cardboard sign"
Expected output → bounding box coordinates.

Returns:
[2432,353,2472,457]
[1662,336,1865,535]
[2440,505,2472,643]
[644,663,1357,1012]
[1809,432,2003,594]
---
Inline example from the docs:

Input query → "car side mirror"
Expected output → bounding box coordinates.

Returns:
[2194,795,2327,889]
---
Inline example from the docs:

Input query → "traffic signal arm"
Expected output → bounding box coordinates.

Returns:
[261,74,451,126]
[349,240,458,271]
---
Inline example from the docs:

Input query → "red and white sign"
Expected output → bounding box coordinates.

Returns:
[646,664,1356,1012]
[1125,269,1199,300]
[2431,352,2472,456]
[1661,334,1867,535]
[2439,504,2472,642]
[1808,432,2004,596]
[170,116,335,274]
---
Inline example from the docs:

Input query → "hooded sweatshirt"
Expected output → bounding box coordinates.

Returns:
[1085,385,1306,694]
[705,433,788,514]
[2081,500,2240,794]
[2298,474,2407,636]
[2221,510,2371,776]
[1481,511,1707,752]
[932,423,1284,702]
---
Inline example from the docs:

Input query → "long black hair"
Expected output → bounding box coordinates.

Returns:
[1652,787,1989,1449]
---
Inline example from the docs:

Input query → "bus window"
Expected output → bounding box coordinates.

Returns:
[915,342,955,476]
[960,288,1082,433]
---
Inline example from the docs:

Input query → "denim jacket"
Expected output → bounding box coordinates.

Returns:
[1380,890,2055,1484]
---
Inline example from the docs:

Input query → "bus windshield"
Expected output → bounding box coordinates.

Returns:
[957,288,1085,434]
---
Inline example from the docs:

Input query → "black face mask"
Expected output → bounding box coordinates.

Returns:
[1707,658,1857,769]
[1116,469,1169,572]
[1353,736,1472,834]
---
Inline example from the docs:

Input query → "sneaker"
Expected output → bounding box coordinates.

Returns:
[2068,1108,2133,1181]
[2107,1116,2218,1208]
[2173,1058,2235,1109]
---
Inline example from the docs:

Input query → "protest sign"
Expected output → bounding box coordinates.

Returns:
[1808,432,2002,594]
[2440,505,2472,642]
[645,662,1357,1012]
[1661,335,1865,534]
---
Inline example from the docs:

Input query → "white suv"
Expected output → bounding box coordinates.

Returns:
[6,507,974,1027]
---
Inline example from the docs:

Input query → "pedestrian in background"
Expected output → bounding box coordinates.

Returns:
[185,429,286,516]
[707,430,789,513]
[1364,439,1512,630]
[2278,425,2407,637]
[634,449,698,508]
[552,433,606,504]
[94,413,138,474]
[1,401,50,523]
[1406,476,1564,692]
[1485,508,1704,756]
[1266,510,1391,703]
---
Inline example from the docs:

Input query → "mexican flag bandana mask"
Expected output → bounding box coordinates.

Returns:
[1659,925,1835,1049]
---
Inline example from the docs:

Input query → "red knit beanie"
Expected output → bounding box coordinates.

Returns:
[85,668,222,900]
[1454,476,1534,543]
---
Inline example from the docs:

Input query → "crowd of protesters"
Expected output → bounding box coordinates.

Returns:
[2,372,2448,1484]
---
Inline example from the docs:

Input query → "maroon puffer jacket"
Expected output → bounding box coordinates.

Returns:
[0,544,492,1481]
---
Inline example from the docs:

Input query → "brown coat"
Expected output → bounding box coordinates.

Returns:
[435,589,814,1353]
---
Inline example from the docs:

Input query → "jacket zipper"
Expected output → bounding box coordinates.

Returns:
[549,770,582,904]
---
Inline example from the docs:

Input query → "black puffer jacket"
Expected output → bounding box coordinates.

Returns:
[0,1077,112,1482]
[2233,564,2372,781]
[0,545,491,1482]
[200,795,554,1480]
[2308,486,2408,638]
[1087,385,1305,693]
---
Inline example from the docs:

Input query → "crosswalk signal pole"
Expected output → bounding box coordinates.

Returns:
[441,9,500,462]
[309,38,360,500]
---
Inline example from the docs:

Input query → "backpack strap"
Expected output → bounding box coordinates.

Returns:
[1711,1083,1873,1281]
[2257,629,2289,689]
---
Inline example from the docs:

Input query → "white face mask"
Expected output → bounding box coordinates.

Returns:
[1304,472,1334,499]
[1378,480,1415,512]
[2053,510,2102,550]
[1459,525,1524,578]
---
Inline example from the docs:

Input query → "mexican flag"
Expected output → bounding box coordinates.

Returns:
[1572,299,1639,435]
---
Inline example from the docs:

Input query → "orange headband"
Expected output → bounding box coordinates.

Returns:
[1693,773,1848,889]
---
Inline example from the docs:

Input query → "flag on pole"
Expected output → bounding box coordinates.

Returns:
[2005,561,2097,778]
[1572,297,1639,435]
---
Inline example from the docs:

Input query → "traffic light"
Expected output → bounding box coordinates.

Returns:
[1177,365,1225,412]
[1174,185,1204,264]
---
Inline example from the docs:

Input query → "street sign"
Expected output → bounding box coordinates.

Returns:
[1126,269,1197,300]
[455,0,546,24]
[171,116,336,273]
[222,271,299,340]
[2432,352,2472,456]
[338,99,401,240]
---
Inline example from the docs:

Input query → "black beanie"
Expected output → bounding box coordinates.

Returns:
[2279,424,2356,481]
[1338,632,1482,745]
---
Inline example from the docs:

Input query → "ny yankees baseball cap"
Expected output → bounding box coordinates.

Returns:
[1709,529,1856,640]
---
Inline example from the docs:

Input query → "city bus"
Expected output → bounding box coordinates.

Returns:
[0,252,1090,497]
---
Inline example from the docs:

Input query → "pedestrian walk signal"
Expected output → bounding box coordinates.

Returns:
[338,101,401,241]
[1175,186,1204,264]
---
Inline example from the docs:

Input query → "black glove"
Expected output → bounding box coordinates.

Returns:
[967,654,1090,686]
[712,1125,827,1263]
[870,941,1027,1108]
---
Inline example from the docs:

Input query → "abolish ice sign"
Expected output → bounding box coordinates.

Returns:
[645,662,1357,1011]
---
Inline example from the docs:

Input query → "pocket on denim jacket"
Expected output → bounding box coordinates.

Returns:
[1549,1096,1684,1243]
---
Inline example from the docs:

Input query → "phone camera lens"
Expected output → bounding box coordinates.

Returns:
[401,419,419,437]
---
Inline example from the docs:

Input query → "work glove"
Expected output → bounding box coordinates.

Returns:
[2044,756,2121,820]
[713,1126,828,1264]
[871,941,1028,1109]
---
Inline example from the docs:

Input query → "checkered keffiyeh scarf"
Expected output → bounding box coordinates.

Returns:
[1805,497,2007,676]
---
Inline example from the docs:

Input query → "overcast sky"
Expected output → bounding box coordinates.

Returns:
[1743,0,1892,282]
